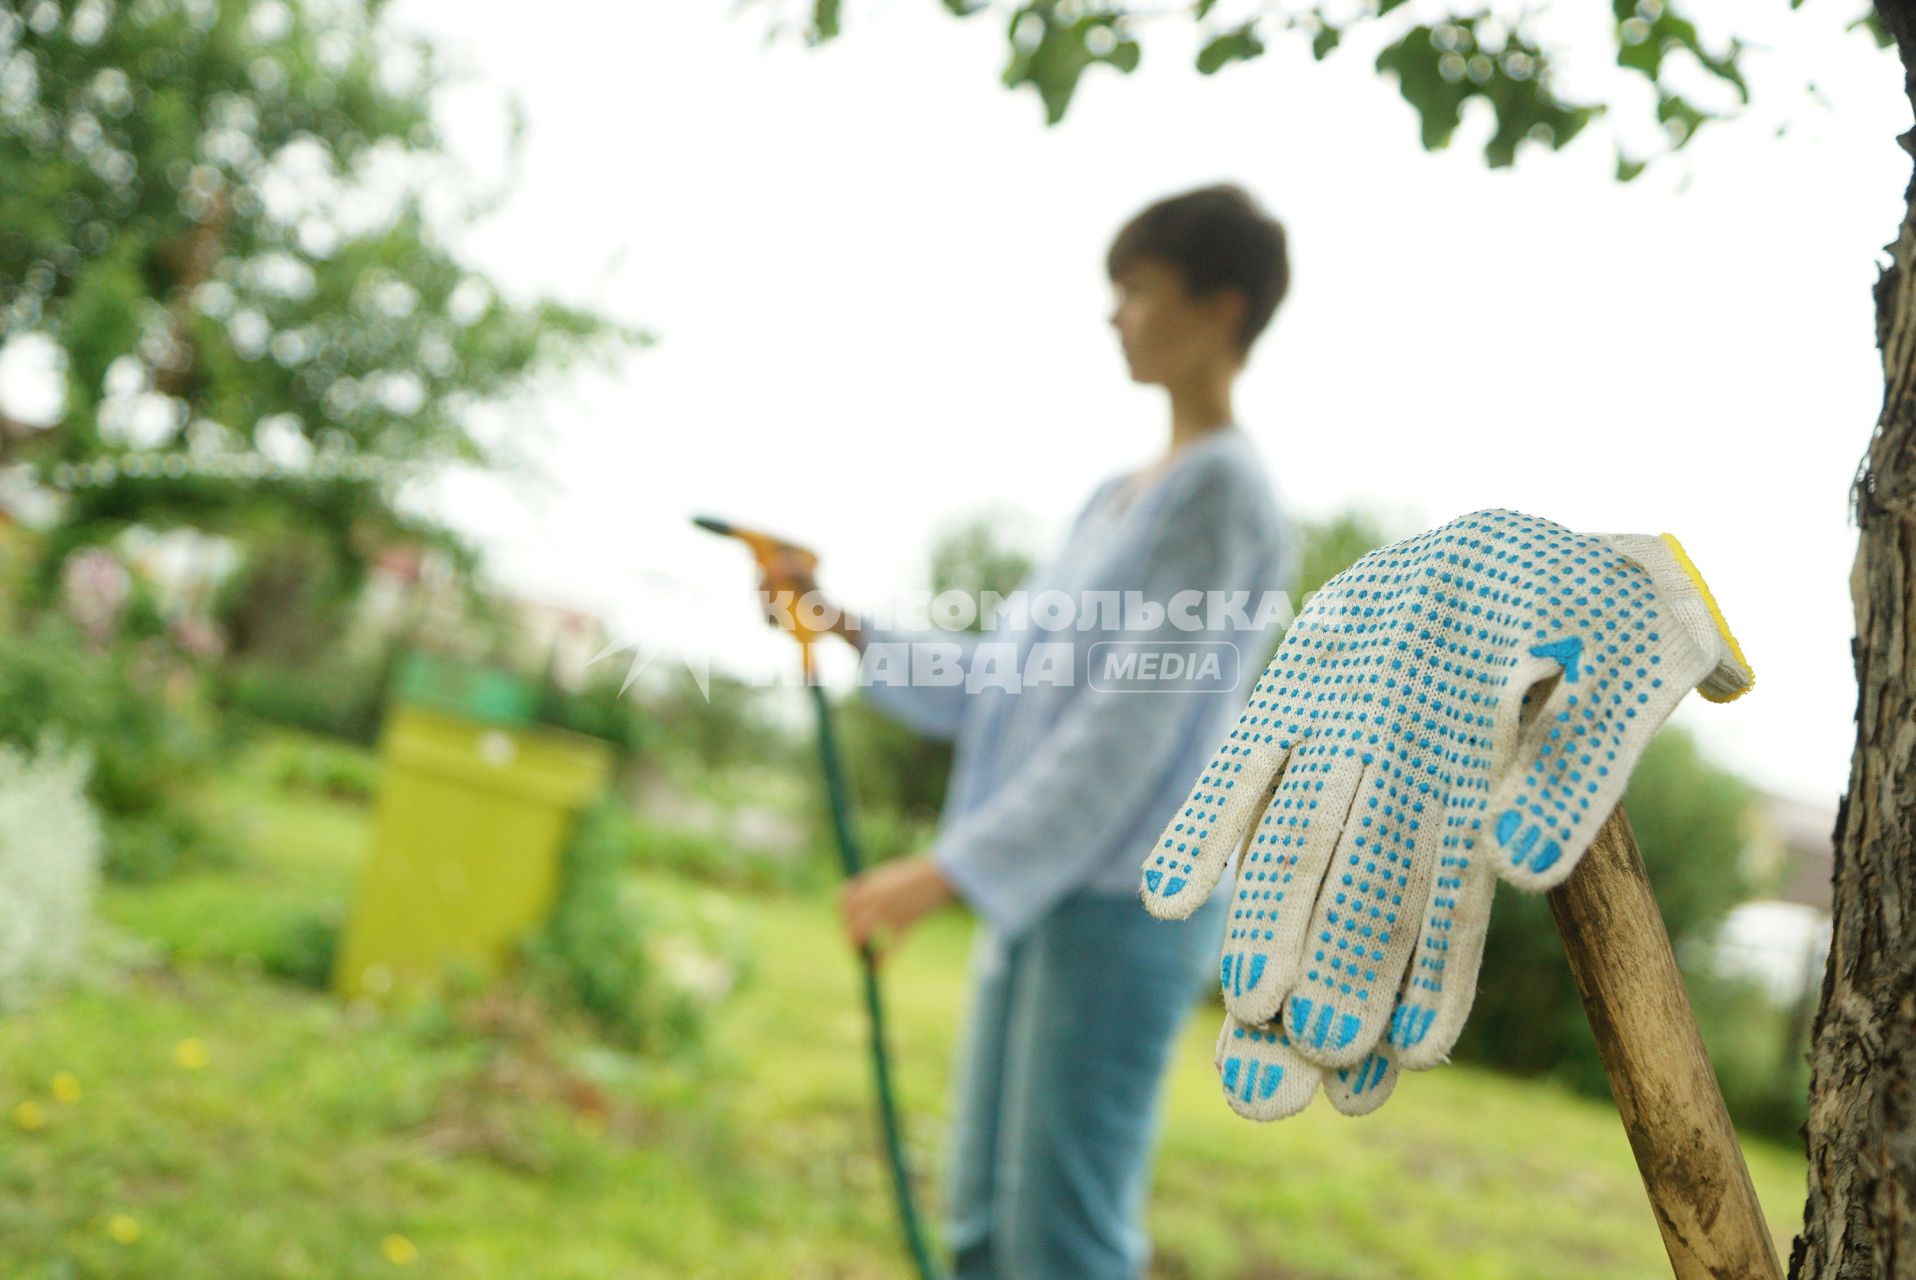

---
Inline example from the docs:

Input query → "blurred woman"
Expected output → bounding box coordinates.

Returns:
[765,184,1297,1280]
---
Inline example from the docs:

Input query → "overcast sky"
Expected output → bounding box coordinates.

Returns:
[387,0,1904,810]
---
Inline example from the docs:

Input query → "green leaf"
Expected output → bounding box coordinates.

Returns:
[1848,10,1892,48]
[1376,26,1471,151]
[1000,9,1143,125]
[1656,90,1713,148]
[1312,24,1342,61]
[810,0,841,42]
[1377,20,1603,168]
[1695,34,1751,104]
[1616,33,1662,78]
[1196,24,1266,76]
[1615,6,1750,105]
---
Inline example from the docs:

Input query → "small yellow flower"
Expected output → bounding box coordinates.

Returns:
[107,1214,141,1244]
[173,1039,208,1070]
[12,1100,45,1130]
[51,1073,81,1103]
[381,1233,418,1266]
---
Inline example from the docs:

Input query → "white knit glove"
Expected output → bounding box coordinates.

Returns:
[1139,509,1753,1119]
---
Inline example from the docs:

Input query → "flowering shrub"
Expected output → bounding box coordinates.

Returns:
[59,548,131,649]
[0,617,231,880]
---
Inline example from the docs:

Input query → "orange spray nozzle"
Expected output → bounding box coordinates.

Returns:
[692,514,825,675]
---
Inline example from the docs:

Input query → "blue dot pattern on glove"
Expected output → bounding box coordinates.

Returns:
[1141,509,1752,1119]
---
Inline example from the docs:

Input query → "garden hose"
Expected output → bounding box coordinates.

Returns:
[693,515,944,1280]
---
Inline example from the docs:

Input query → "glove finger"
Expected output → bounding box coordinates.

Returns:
[1142,728,1288,921]
[1382,651,1543,1071]
[1220,746,1367,1027]
[1393,860,1496,1070]
[1485,534,1746,893]
[1279,755,1438,1069]
[1324,1041,1399,1116]
[1329,862,1481,1109]
[1216,1011,1321,1121]
[1327,867,1491,1109]
[1153,574,1359,922]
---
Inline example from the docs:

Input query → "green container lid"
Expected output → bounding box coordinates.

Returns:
[392,651,538,726]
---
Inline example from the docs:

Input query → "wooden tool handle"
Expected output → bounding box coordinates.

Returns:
[1545,805,1783,1280]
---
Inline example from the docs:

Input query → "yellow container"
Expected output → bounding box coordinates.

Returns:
[333,704,614,1001]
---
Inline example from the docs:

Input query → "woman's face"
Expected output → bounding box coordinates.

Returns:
[1108,257,1242,386]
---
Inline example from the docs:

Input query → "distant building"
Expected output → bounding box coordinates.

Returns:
[1713,792,1836,1003]
[499,592,610,691]
[1744,792,1837,913]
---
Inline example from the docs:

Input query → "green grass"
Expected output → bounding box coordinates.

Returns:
[0,732,1810,1278]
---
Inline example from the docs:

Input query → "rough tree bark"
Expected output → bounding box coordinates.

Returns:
[1792,3,1916,1274]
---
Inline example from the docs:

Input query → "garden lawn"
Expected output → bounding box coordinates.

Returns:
[0,733,1808,1278]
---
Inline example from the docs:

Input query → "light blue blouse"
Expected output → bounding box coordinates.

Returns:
[859,425,1296,942]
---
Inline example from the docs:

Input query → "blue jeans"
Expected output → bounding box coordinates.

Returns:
[944,889,1228,1280]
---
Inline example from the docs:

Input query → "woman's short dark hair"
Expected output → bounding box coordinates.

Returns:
[1105,183,1290,355]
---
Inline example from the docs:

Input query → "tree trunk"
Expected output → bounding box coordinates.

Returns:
[1791,5,1916,1275]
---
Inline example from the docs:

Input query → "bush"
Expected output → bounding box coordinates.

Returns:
[0,617,232,881]
[100,867,346,991]
[226,645,650,767]
[0,733,103,1009]
[249,904,343,989]
[102,806,237,884]
[838,693,952,840]
[627,810,833,894]
[1688,969,1812,1143]
[218,652,392,747]
[269,735,380,804]
[641,670,801,775]
[534,665,649,760]
[520,801,746,1053]
[628,823,749,886]
[806,803,937,882]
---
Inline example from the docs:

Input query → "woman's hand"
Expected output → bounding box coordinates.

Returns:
[757,549,864,649]
[839,854,957,964]
[757,548,820,602]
